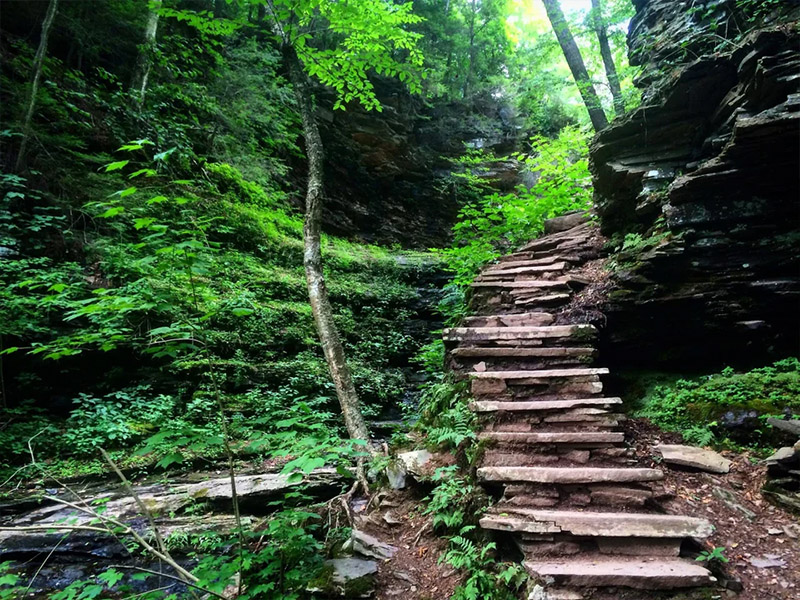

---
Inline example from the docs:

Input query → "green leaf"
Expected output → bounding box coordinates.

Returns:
[133,217,157,230]
[128,168,156,179]
[154,147,177,161]
[98,568,124,588]
[100,206,125,218]
[231,307,254,317]
[156,453,184,469]
[104,160,129,172]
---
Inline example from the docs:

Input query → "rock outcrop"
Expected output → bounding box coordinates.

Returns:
[303,81,520,248]
[591,0,800,369]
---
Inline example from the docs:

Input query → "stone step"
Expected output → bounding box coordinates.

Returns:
[463,312,554,327]
[516,537,683,559]
[480,510,713,538]
[470,279,570,289]
[470,368,608,380]
[523,557,715,590]
[443,325,595,342]
[478,432,625,445]
[518,226,593,253]
[451,346,595,358]
[471,398,622,412]
[477,467,663,484]
[513,293,572,306]
[490,256,566,268]
[480,262,568,277]
[480,450,634,469]
[471,378,604,400]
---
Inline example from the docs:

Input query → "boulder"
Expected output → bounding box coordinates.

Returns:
[350,529,398,560]
[766,418,800,437]
[397,450,433,478]
[384,462,407,490]
[312,558,378,598]
[543,212,590,235]
[654,444,732,474]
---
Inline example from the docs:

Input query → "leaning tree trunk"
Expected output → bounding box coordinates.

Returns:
[590,0,625,117]
[541,0,608,132]
[129,0,162,107]
[284,48,370,444]
[15,0,58,172]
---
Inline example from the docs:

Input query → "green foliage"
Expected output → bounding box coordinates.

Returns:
[422,467,525,600]
[696,546,729,564]
[271,0,424,111]
[413,0,511,101]
[443,530,526,600]
[438,126,592,286]
[424,465,488,531]
[0,145,433,478]
[0,562,24,600]
[191,507,325,600]
[635,358,800,448]
[415,380,478,451]
[64,386,177,455]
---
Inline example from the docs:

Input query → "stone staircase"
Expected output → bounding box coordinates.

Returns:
[443,217,716,594]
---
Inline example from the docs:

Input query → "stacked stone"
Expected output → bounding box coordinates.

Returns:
[443,217,717,593]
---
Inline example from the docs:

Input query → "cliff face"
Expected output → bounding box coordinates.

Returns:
[302,82,519,248]
[591,0,800,368]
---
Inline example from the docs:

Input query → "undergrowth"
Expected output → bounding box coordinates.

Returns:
[635,357,800,449]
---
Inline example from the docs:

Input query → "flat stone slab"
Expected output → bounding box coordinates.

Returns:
[443,325,595,341]
[463,312,555,327]
[452,346,595,358]
[470,368,608,380]
[481,510,713,538]
[483,262,568,274]
[654,444,732,474]
[515,293,571,305]
[766,417,800,436]
[479,432,625,444]
[471,279,570,289]
[477,467,664,484]
[524,557,715,589]
[471,398,622,412]
[490,256,565,268]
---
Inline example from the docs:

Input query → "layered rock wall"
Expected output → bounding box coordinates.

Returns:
[591,0,800,368]
[300,81,520,248]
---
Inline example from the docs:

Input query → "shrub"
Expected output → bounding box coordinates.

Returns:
[635,358,800,448]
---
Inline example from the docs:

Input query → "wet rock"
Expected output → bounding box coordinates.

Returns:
[0,470,343,560]
[654,444,732,474]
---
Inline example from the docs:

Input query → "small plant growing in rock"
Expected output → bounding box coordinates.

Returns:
[696,546,729,564]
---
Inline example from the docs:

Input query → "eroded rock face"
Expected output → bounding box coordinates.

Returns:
[297,80,520,248]
[591,0,800,368]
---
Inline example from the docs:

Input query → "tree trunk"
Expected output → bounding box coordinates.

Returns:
[590,0,625,117]
[15,0,58,172]
[541,0,608,132]
[284,48,370,444]
[129,0,162,107]
[464,0,477,99]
